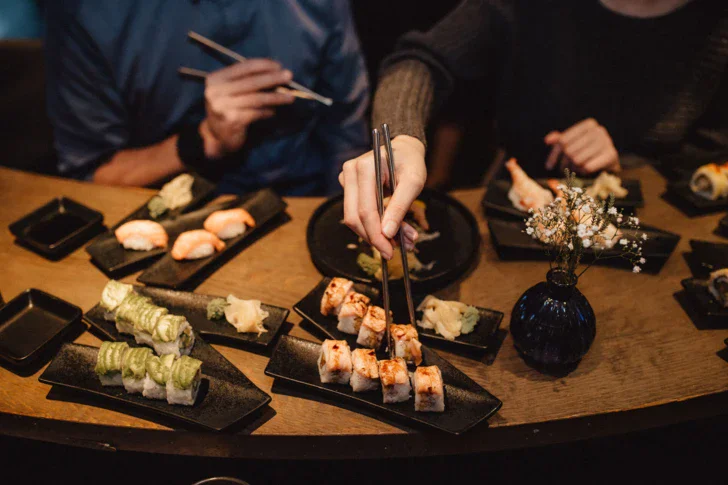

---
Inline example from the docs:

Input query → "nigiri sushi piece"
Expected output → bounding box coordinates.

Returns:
[143,354,176,400]
[708,268,728,307]
[167,355,203,406]
[115,220,168,251]
[203,208,256,240]
[378,357,411,403]
[317,339,352,384]
[357,305,387,349]
[171,230,225,261]
[506,158,553,212]
[320,277,354,316]
[95,341,129,386]
[337,292,370,335]
[412,365,445,412]
[391,324,423,365]
[350,349,380,392]
[121,347,153,394]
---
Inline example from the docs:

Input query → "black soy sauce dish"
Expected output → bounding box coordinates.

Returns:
[264,335,502,435]
[137,189,288,290]
[663,181,728,216]
[84,285,288,348]
[306,188,480,294]
[39,342,270,431]
[482,178,643,220]
[86,199,239,276]
[294,278,504,354]
[680,278,728,323]
[113,175,216,228]
[9,197,104,260]
[488,219,680,274]
[0,289,82,367]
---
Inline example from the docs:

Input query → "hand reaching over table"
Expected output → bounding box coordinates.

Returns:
[545,118,621,174]
[339,135,427,260]
[201,59,296,158]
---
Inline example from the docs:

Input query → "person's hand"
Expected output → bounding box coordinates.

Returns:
[339,135,427,260]
[201,59,295,158]
[544,118,620,174]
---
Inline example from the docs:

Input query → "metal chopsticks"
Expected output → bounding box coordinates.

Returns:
[186,31,333,107]
[372,128,394,359]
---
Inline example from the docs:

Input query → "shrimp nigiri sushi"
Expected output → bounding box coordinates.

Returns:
[171,230,225,261]
[320,277,354,316]
[115,220,168,251]
[506,158,553,212]
[203,208,256,240]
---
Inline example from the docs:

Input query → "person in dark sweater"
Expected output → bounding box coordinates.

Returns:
[340,0,728,259]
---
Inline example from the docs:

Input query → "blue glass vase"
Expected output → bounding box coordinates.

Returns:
[510,269,596,367]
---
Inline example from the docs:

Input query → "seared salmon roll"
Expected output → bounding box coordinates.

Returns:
[391,324,423,365]
[337,292,370,335]
[378,357,411,403]
[350,348,379,392]
[412,365,445,412]
[317,339,352,384]
[320,277,354,316]
[356,305,387,349]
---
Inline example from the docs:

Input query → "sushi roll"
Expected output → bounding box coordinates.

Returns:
[391,324,423,365]
[708,268,728,307]
[412,365,445,412]
[203,208,256,240]
[171,230,225,261]
[121,347,153,394]
[337,292,370,335]
[350,348,380,392]
[114,220,168,251]
[95,341,129,386]
[152,314,195,357]
[317,339,352,384]
[377,357,411,403]
[99,280,134,321]
[320,277,354,316]
[690,163,728,200]
[133,304,169,346]
[114,292,152,336]
[143,354,176,400]
[167,355,203,406]
[356,305,386,349]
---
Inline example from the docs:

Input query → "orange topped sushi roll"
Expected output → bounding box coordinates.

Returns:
[203,208,256,240]
[171,230,225,261]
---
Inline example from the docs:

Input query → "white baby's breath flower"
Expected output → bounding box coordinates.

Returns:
[573,187,583,193]
[582,204,591,214]
[526,227,534,235]
[608,207,618,215]
[596,207,604,215]
[641,233,648,241]
[568,242,574,251]
[582,238,592,248]
[639,257,646,264]
[633,266,641,273]
[619,239,628,246]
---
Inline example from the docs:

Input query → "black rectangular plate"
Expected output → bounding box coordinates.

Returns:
[294,278,503,353]
[717,214,728,239]
[488,219,680,274]
[137,189,288,289]
[112,175,216,229]
[0,289,82,365]
[265,335,502,435]
[86,199,239,276]
[482,178,643,220]
[39,342,269,431]
[84,285,288,348]
[9,197,104,259]
[665,181,728,215]
[684,240,728,279]
[680,278,728,320]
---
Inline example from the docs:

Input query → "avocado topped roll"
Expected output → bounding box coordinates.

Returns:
[152,315,195,357]
[142,354,176,400]
[95,341,129,386]
[133,304,169,346]
[166,355,203,406]
[114,292,152,336]
[121,347,153,394]
[100,280,134,320]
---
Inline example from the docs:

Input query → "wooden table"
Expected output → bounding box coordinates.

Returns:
[0,165,726,459]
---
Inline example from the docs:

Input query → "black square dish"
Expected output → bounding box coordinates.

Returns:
[0,289,82,366]
[482,178,643,220]
[84,285,288,348]
[664,181,728,216]
[684,240,728,279]
[9,197,104,260]
[137,189,288,290]
[39,342,270,431]
[294,278,504,354]
[265,335,502,435]
[680,278,728,323]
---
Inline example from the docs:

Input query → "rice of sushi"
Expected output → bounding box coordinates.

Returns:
[121,347,153,394]
[121,235,156,251]
[152,315,195,357]
[185,243,215,260]
[217,222,245,240]
[142,354,176,400]
[166,355,203,406]
[95,341,129,387]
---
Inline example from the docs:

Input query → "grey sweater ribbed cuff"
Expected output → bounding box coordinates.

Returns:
[371,59,435,148]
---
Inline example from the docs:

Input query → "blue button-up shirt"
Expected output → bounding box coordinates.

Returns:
[45,0,370,195]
